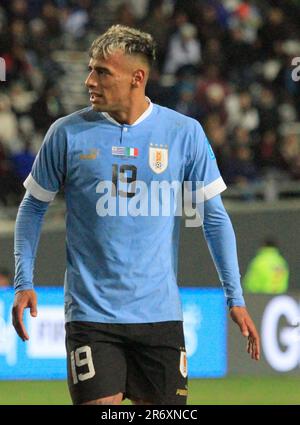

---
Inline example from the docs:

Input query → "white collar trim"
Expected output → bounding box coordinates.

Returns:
[102,97,153,127]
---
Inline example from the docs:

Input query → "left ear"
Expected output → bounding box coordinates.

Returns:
[131,69,146,87]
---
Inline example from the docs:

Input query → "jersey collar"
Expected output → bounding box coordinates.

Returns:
[101,97,153,127]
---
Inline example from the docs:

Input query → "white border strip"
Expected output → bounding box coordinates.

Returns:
[204,177,227,201]
[24,174,57,202]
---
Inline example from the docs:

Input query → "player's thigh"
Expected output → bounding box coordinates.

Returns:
[65,321,127,405]
[126,321,188,405]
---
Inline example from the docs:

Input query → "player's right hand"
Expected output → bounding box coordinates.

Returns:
[12,290,38,341]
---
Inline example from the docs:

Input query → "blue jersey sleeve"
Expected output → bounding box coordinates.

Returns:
[185,122,226,201]
[201,194,245,308]
[14,192,49,292]
[24,120,67,202]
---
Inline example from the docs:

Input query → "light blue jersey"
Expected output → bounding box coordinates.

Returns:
[23,101,226,323]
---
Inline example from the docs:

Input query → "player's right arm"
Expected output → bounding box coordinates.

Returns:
[185,119,260,360]
[12,119,67,340]
[12,192,50,341]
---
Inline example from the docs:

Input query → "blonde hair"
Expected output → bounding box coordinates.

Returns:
[89,25,156,66]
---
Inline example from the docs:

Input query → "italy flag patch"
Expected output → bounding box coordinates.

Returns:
[112,146,139,158]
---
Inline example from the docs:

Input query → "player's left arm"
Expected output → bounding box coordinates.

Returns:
[199,195,260,361]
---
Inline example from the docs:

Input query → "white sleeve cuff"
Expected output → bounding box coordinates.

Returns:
[204,176,227,201]
[23,174,57,202]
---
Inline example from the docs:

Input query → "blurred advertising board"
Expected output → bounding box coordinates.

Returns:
[181,288,227,378]
[0,288,66,379]
[0,287,227,380]
[228,293,300,375]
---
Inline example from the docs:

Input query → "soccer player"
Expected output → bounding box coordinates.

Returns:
[12,25,260,405]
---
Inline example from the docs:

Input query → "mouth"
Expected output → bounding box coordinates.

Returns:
[89,93,103,102]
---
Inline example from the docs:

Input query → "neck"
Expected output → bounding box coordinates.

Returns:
[108,96,150,125]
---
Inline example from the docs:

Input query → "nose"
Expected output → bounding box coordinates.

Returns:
[85,70,97,88]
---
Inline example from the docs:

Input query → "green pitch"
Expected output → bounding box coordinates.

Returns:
[0,377,299,405]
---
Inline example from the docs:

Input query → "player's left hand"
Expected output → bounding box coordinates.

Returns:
[230,306,260,361]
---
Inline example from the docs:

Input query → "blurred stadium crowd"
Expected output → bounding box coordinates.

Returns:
[1,0,300,206]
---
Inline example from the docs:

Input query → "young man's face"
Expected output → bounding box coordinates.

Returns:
[85,50,144,113]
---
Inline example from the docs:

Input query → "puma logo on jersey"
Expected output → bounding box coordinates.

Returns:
[79,149,100,160]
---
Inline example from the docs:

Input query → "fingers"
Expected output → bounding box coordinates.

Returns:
[240,323,249,338]
[12,303,29,341]
[30,303,38,318]
[12,290,38,342]
[245,321,260,361]
[230,307,261,361]
[247,335,260,360]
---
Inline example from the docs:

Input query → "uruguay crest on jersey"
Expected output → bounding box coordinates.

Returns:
[149,143,168,174]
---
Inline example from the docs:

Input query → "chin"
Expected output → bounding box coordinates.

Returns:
[91,103,106,112]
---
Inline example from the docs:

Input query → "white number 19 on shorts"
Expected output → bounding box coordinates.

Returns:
[70,345,95,384]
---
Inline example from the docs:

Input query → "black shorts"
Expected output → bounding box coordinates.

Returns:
[65,321,188,405]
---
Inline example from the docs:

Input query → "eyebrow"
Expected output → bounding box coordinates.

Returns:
[88,65,111,73]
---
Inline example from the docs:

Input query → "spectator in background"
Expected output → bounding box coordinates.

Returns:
[0,5,7,30]
[0,268,11,288]
[203,113,230,178]
[163,22,201,75]
[9,81,36,120]
[114,2,137,28]
[201,38,225,71]
[8,0,28,21]
[0,95,22,154]
[257,7,290,60]
[30,84,65,134]
[226,90,259,134]
[231,126,252,148]
[224,145,258,190]
[172,0,201,29]
[10,18,29,47]
[243,238,289,294]
[10,140,36,183]
[257,86,280,133]
[41,1,62,44]
[224,25,256,86]
[195,64,229,124]
[0,140,24,206]
[28,17,51,57]
[280,132,300,180]
[255,130,285,174]
[174,80,200,119]
[61,0,90,42]
[229,0,262,45]
[197,2,227,42]
[142,0,171,71]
